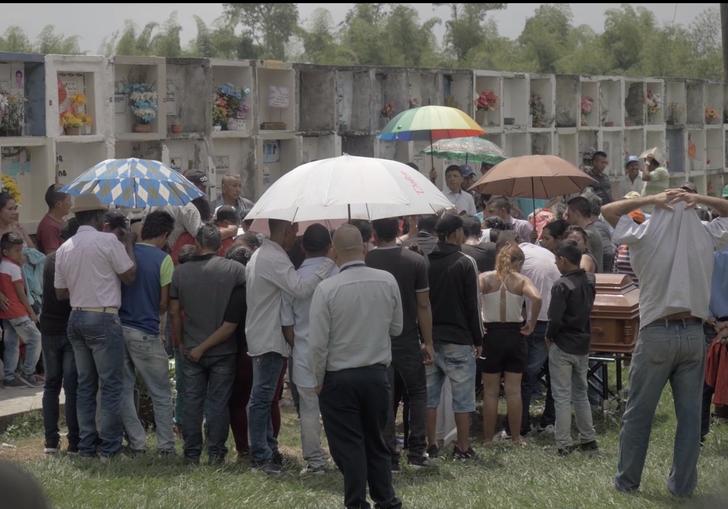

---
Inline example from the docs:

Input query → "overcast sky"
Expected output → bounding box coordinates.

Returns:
[0,3,716,54]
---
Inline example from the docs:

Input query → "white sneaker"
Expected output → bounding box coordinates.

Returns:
[300,464,327,475]
[43,447,59,455]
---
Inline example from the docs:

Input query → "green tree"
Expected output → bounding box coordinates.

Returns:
[601,5,657,74]
[383,4,441,67]
[224,3,299,60]
[150,13,183,57]
[437,3,506,63]
[339,4,389,65]
[554,25,610,75]
[35,25,81,54]
[0,26,33,53]
[518,4,574,73]
[296,8,340,64]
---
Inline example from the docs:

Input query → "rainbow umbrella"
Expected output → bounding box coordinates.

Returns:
[378,105,485,180]
[378,105,484,142]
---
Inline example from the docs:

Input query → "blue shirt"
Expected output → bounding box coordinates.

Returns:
[710,246,728,319]
[120,243,174,335]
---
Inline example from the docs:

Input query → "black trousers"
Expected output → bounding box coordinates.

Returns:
[320,365,402,509]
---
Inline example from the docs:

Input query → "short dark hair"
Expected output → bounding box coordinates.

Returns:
[302,223,332,253]
[226,245,253,266]
[240,231,261,250]
[141,211,174,241]
[196,223,221,251]
[1,232,23,253]
[543,219,569,239]
[566,196,592,218]
[461,216,482,238]
[350,220,372,243]
[178,245,197,264]
[104,210,128,231]
[372,218,399,242]
[0,192,14,211]
[556,241,582,265]
[44,184,68,209]
[269,218,291,236]
[592,150,607,160]
[434,213,463,241]
[75,209,105,227]
[61,217,80,241]
[445,164,462,176]
[417,215,437,233]
[215,205,238,225]
[565,225,589,246]
[488,196,511,213]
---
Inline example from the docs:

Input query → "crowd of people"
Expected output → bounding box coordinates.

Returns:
[0,151,727,508]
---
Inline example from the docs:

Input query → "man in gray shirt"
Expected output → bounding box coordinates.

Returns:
[169,224,246,465]
[309,224,403,509]
[565,196,604,272]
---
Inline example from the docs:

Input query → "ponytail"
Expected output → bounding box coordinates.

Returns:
[495,244,524,281]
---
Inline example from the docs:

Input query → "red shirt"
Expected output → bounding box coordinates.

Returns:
[0,258,27,319]
[36,214,64,254]
[170,229,235,265]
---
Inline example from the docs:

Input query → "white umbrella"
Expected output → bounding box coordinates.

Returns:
[244,154,455,222]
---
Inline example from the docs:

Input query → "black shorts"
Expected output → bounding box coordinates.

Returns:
[478,323,527,374]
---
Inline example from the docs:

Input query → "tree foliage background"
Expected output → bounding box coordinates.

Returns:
[0,3,723,79]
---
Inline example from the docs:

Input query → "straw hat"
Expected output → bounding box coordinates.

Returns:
[72,194,108,213]
[639,147,664,164]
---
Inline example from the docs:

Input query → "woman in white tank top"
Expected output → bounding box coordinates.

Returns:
[478,243,542,445]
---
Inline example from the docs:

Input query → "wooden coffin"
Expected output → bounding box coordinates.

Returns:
[590,273,640,354]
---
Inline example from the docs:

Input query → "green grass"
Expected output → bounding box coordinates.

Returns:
[2,389,728,509]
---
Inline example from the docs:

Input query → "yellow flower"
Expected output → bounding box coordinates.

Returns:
[1,175,21,203]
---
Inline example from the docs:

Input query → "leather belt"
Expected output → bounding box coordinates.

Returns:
[73,307,119,315]
[646,311,702,329]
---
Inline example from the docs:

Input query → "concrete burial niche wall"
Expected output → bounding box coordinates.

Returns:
[255,135,301,197]
[115,140,163,161]
[255,60,296,133]
[580,79,599,128]
[112,56,166,140]
[555,75,579,128]
[686,80,705,126]
[502,73,529,129]
[165,58,211,136]
[529,74,554,128]
[341,134,376,158]
[54,139,112,186]
[0,140,52,227]
[301,134,340,164]
[297,65,336,132]
[375,67,409,130]
[406,69,441,109]
[335,68,374,134]
[557,130,578,165]
[0,53,45,137]
[474,71,502,128]
[706,127,723,170]
[599,77,623,128]
[665,79,687,126]
[666,128,687,173]
[624,128,644,163]
[441,70,473,114]
[209,137,255,201]
[624,79,645,127]
[210,59,254,138]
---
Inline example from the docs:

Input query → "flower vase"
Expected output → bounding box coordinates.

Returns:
[475,110,486,126]
[64,126,81,136]
[133,123,153,133]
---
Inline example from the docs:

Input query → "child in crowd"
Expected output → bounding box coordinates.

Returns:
[1,232,43,387]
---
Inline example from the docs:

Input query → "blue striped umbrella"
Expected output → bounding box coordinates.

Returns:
[60,158,204,208]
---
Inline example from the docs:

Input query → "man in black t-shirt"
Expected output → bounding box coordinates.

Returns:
[460,216,495,273]
[40,218,80,454]
[367,218,434,470]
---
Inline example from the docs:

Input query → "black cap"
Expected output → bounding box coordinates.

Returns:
[184,170,208,186]
[435,213,463,237]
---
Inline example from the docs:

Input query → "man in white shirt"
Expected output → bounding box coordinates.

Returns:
[486,196,534,244]
[280,224,338,475]
[308,224,403,509]
[619,156,644,198]
[603,190,728,498]
[443,165,476,216]
[54,194,136,460]
[245,218,336,475]
[518,242,562,435]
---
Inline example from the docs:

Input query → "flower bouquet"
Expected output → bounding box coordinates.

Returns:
[0,90,26,136]
[581,96,594,125]
[705,106,720,124]
[1,174,21,203]
[60,90,92,135]
[475,90,498,111]
[380,102,394,119]
[645,89,661,119]
[126,83,158,133]
[213,83,250,131]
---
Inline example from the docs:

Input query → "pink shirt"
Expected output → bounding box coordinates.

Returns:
[54,226,134,308]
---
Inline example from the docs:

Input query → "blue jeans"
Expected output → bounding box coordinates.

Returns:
[41,333,79,450]
[248,352,286,463]
[181,353,235,461]
[3,316,42,381]
[67,311,125,458]
[426,342,476,413]
[615,322,705,497]
[521,321,548,433]
[119,326,175,452]
[549,344,596,449]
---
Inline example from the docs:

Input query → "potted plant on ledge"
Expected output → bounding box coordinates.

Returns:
[60,93,92,135]
[0,90,25,137]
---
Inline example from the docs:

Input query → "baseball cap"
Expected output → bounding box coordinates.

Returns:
[184,170,208,187]
[460,165,476,178]
[625,155,640,166]
[722,184,728,198]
